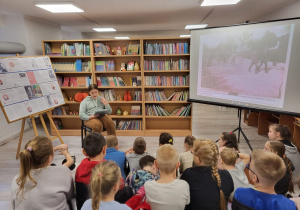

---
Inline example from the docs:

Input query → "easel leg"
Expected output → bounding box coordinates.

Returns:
[39,114,50,139]
[16,118,26,159]
[46,111,64,144]
[30,116,38,136]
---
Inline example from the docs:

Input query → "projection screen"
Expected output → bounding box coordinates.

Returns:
[189,18,300,116]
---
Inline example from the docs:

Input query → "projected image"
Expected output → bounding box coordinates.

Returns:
[197,24,294,108]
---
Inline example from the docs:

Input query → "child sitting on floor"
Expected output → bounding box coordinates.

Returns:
[220,148,252,200]
[81,161,131,210]
[126,137,149,171]
[232,149,296,210]
[104,135,127,180]
[125,155,160,194]
[179,135,196,173]
[145,144,190,210]
[11,136,74,210]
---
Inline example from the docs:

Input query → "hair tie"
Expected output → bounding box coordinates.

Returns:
[169,139,173,143]
[27,147,32,152]
[98,173,102,177]
[230,132,233,135]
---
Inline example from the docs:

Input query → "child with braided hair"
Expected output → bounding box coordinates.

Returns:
[264,140,294,195]
[268,124,300,182]
[11,136,74,210]
[81,161,131,210]
[181,139,234,210]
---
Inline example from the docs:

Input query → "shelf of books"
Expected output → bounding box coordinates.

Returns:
[142,38,192,136]
[43,37,192,136]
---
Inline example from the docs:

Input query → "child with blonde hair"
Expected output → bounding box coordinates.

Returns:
[81,161,131,210]
[218,132,239,169]
[11,136,74,210]
[264,140,294,195]
[145,144,190,210]
[232,149,296,210]
[220,148,252,200]
[268,124,300,181]
[179,135,196,173]
[181,139,234,210]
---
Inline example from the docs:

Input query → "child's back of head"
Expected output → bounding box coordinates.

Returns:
[156,144,178,174]
[184,135,196,148]
[159,132,173,145]
[220,132,239,150]
[139,155,157,175]
[106,135,118,148]
[83,132,106,158]
[220,148,237,166]
[89,161,121,210]
[133,137,146,154]
[251,149,286,186]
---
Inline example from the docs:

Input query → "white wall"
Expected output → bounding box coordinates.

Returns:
[0,10,62,144]
[254,1,300,22]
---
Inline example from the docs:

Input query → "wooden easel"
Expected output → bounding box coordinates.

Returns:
[15,109,64,159]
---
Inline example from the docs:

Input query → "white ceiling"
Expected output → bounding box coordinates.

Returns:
[0,0,298,38]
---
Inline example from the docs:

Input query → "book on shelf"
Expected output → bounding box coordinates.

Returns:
[99,89,116,101]
[144,75,189,86]
[52,105,70,116]
[144,59,189,70]
[117,120,142,130]
[126,43,140,55]
[95,60,115,71]
[60,43,90,56]
[63,77,70,87]
[144,42,189,55]
[130,77,138,86]
[62,92,68,102]
[94,43,112,55]
[131,105,141,115]
[127,61,134,71]
[133,91,142,101]
[97,76,126,87]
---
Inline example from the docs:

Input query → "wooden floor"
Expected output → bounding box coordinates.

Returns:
[0,103,269,209]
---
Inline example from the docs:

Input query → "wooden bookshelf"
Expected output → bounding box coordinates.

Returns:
[43,38,192,136]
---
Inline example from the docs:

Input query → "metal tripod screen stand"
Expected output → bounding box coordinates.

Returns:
[232,109,253,151]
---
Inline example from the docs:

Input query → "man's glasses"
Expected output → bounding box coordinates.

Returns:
[246,163,259,183]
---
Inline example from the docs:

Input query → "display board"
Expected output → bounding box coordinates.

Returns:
[0,56,65,123]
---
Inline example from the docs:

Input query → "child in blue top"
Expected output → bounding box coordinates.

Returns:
[104,135,127,180]
[232,149,296,210]
[81,161,131,210]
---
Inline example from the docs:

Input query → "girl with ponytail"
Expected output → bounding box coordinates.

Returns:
[264,140,294,194]
[81,161,131,210]
[181,139,233,210]
[11,136,74,210]
[268,123,300,182]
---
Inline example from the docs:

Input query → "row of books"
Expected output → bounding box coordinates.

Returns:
[145,90,188,101]
[116,120,142,130]
[97,76,126,87]
[52,60,91,72]
[144,59,189,70]
[52,105,70,116]
[60,43,90,56]
[144,42,189,55]
[144,75,189,86]
[145,104,191,117]
[95,60,116,71]
[99,89,116,101]
[57,76,91,87]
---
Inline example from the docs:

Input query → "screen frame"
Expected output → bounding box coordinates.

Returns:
[188,17,300,117]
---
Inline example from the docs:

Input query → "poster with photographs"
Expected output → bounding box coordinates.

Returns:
[0,56,65,123]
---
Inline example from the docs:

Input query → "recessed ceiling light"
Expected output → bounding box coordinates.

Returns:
[185,24,208,30]
[180,35,191,38]
[93,28,116,32]
[114,37,130,39]
[35,3,84,13]
[201,0,241,6]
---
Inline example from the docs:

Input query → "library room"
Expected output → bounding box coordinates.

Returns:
[1,0,300,210]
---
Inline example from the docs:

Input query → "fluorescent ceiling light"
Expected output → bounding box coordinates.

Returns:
[185,24,208,29]
[201,0,241,6]
[35,3,84,13]
[114,37,130,39]
[93,28,116,32]
[180,35,191,38]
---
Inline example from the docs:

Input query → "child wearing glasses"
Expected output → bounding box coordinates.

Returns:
[220,148,252,201]
[232,149,296,210]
